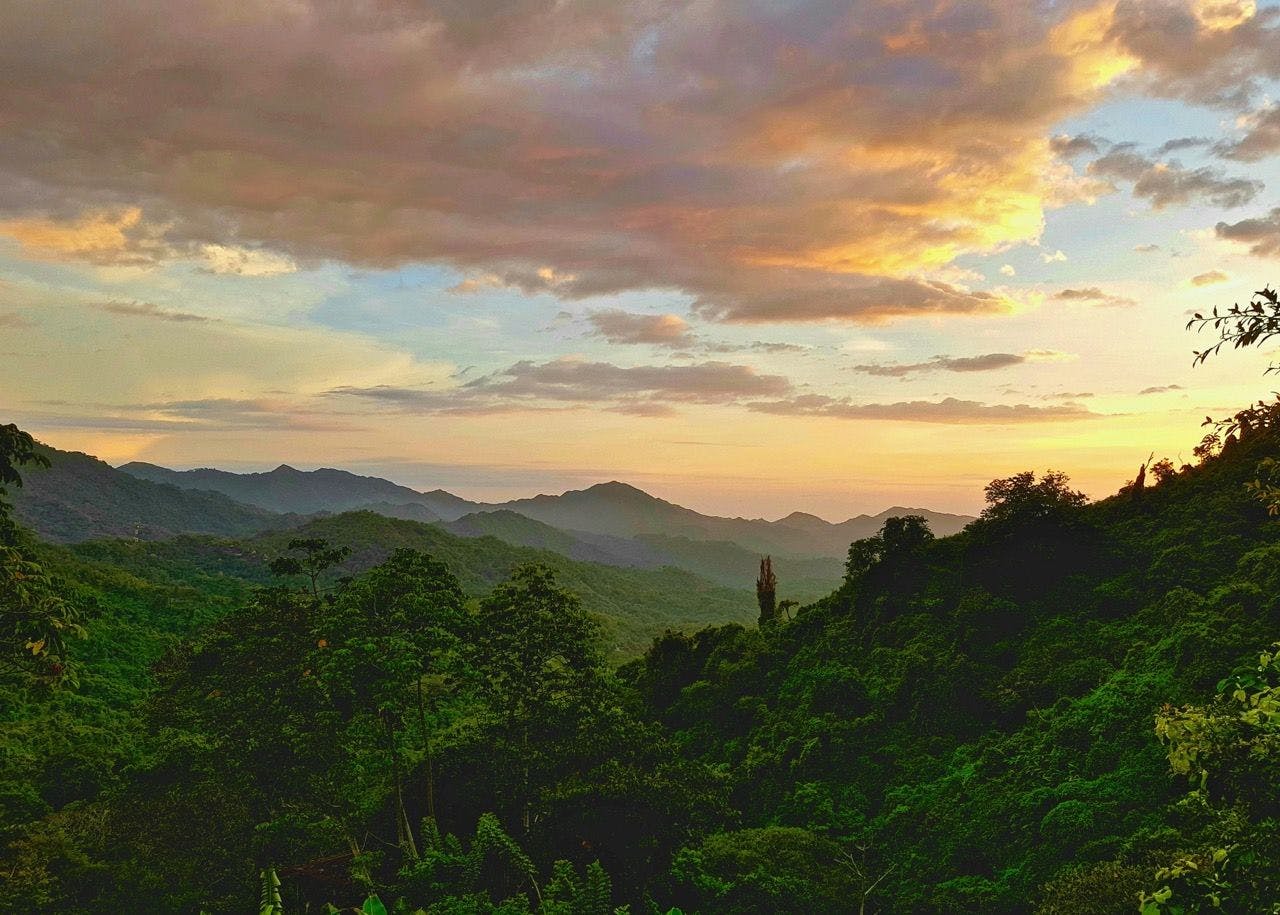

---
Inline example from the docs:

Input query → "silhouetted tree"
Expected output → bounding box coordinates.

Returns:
[756,557,777,626]
[269,538,351,598]
[1187,285,1280,369]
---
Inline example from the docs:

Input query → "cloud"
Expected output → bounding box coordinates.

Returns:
[1051,133,1106,157]
[1138,384,1184,394]
[1215,207,1280,256]
[1133,243,1161,252]
[1107,0,1280,108]
[1189,269,1229,286]
[852,352,1032,378]
[96,300,209,323]
[1157,136,1211,154]
[198,244,297,277]
[0,207,171,266]
[1216,106,1280,162]
[0,289,453,428]
[746,395,1099,424]
[1041,250,1068,263]
[0,0,1255,325]
[1087,146,1262,209]
[1052,287,1136,307]
[331,358,793,416]
[586,310,694,347]
[1000,264,1017,277]
[125,397,363,432]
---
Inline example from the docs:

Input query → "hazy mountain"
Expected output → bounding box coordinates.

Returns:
[497,480,972,557]
[10,446,297,543]
[116,462,973,560]
[428,510,844,600]
[252,511,756,656]
[118,461,475,518]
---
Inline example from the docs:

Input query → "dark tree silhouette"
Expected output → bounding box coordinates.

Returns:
[1187,286,1280,369]
[268,537,352,598]
[756,556,778,626]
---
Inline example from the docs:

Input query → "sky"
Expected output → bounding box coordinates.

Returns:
[2,0,1280,519]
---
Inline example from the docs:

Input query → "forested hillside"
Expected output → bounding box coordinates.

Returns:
[5,396,1280,912]
[11,445,297,542]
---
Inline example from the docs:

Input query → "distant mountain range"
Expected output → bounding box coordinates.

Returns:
[11,446,297,542]
[118,461,972,558]
[6,445,972,609]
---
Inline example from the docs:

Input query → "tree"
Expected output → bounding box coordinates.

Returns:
[0,424,79,682]
[466,565,607,833]
[310,549,467,858]
[0,423,48,543]
[1185,284,1280,512]
[843,515,934,584]
[978,471,1088,527]
[756,557,777,626]
[269,538,351,599]
[1186,286,1280,370]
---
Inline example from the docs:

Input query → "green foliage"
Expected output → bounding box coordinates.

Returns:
[8,414,1280,912]
[270,537,353,597]
[0,423,48,542]
[671,827,864,914]
[259,866,284,915]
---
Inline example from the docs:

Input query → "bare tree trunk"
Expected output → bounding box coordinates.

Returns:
[385,713,419,859]
[416,677,436,822]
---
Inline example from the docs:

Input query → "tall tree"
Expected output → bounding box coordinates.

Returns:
[310,549,466,857]
[466,564,607,833]
[0,424,79,682]
[756,556,777,627]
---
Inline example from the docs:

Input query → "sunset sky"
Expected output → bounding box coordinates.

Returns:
[2,0,1280,517]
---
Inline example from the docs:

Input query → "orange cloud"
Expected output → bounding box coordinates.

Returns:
[0,0,1272,321]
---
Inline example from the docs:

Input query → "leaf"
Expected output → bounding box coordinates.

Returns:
[361,895,389,915]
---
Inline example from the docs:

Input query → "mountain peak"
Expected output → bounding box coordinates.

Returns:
[775,510,830,529]
[584,480,652,500]
[270,464,302,475]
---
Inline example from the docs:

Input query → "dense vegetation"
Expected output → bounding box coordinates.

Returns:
[5,291,1280,912]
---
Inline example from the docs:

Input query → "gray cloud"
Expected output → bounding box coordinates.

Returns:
[1053,287,1136,307]
[746,395,1098,424]
[331,358,793,416]
[586,310,694,347]
[1138,384,1184,395]
[0,0,1245,327]
[0,0,1269,326]
[1216,207,1280,256]
[1088,146,1262,209]
[1108,1,1280,108]
[1157,136,1210,154]
[851,352,1028,378]
[1051,133,1106,157]
[1216,106,1280,162]
[96,300,209,323]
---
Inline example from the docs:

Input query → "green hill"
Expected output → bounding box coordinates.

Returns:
[67,510,757,658]
[617,425,1280,911]
[9,445,296,542]
[119,461,469,518]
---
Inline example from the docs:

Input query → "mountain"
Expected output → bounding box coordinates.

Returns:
[9,445,298,543]
[116,462,973,562]
[118,461,476,518]
[497,480,972,557]
[65,510,757,657]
